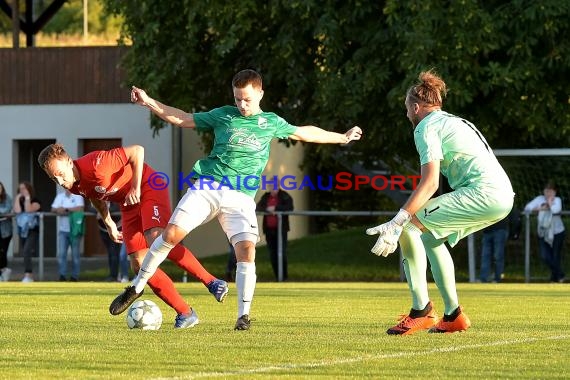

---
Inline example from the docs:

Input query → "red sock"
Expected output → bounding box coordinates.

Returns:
[168,244,216,286]
[147,268,190,315]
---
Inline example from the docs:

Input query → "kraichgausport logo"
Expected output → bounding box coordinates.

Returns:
[147,172,420,192]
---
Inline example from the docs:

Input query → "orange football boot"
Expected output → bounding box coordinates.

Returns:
[428,306,471,333]
[387,301,439,335]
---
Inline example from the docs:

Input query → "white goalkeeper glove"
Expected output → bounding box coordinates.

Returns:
[366,209,412,257]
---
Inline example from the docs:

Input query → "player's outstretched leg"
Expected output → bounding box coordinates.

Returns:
[109,286,144,315]
[428,306,471,333]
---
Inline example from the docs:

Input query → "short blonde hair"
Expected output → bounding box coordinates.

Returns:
[37,143,70,171]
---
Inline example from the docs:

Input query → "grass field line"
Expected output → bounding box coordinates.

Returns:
[152,334,569,379]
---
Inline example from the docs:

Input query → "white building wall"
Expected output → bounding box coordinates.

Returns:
[0,103,309,260]
[0,104,173,261]
[0,104,172,199]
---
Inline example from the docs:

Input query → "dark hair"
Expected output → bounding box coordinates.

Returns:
[38,143,70,171]
[406,69,448,107]
[0,181,6,203]
[20,181,35,198]
[232,69,263,89]
[544,180,557,191]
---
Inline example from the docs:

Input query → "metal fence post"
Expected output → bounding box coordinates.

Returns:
[38,212,44,281]
[525,212,531,283]
[277,212,283,282]
[468,234,476,283]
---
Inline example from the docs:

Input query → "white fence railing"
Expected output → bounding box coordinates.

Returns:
[3,210,568,282]
[3,212,108,281]
[264,210,569,283]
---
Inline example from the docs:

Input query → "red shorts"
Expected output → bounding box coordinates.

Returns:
[120,183,172,254]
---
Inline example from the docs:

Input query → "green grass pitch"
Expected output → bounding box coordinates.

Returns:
[0,282,568,379]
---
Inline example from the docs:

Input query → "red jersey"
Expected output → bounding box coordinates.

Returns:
[69,147,172,254]
[71,147,152,202]
[265,193,279,229]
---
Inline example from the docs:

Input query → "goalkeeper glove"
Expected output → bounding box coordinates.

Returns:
[366,209,412,257]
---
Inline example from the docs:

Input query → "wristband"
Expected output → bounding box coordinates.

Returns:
[393,209,412,226]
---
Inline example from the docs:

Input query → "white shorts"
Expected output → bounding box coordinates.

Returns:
[169,181,259,244]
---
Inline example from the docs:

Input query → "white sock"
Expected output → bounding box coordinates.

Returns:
[132,235,174,293]
[235,262,256,318]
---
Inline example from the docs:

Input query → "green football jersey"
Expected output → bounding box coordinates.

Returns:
[414,110,511,190]
[192,106,298,197]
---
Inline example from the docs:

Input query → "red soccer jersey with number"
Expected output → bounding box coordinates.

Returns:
[71,148,152,202]
[70,147,172,254]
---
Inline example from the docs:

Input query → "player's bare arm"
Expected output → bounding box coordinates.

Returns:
[91,198,122,243]
[122,145,144,206]
[402,160,440,216]
[90,198,112,226]
[130,86,196,129]
[289,125,362,144]
[14,188,40,213]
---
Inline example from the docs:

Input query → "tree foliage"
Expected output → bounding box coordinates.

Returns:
[0,0,122,35]
[102,0,570,227]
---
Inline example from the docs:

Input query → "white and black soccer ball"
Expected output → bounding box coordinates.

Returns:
[126,300,163,330]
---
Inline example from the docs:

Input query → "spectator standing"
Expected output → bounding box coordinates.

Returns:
[479,219,508,283]
[95,201,129,282]
[51,189,85,281]
[118,243,130,283]
[479,208,521,283]
[524,181,566,283]
[13,181,41,282]
[0,181,13,281]
[256,183,294,281]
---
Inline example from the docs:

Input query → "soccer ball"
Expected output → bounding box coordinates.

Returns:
[126,300,163,330]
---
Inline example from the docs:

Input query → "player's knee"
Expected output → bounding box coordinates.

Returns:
[160,224,186,246]
[233,239,256,262]
[144,227,163,246]
[400,221,421,240]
